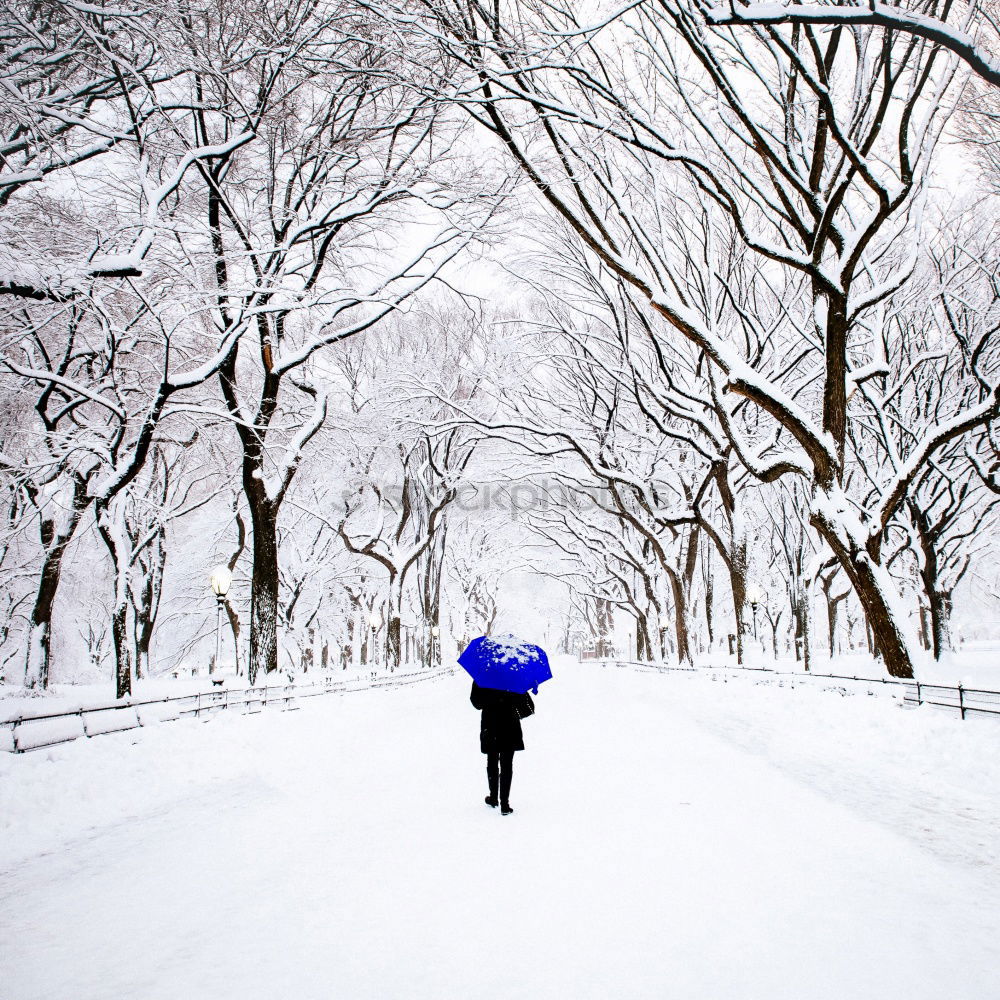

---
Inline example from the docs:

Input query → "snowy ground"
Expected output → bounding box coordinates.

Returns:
[2,660,1000,999]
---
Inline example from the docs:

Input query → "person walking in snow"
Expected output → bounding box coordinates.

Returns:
[470,680,534,816]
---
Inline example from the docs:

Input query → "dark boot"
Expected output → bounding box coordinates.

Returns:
[499,750,513,813]
[486,751,500,806]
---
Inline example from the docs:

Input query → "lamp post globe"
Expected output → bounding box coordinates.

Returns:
[210,565,232,597]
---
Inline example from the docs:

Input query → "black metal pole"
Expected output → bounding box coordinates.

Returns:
[214,594,224,674]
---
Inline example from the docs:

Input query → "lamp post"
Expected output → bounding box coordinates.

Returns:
[209,566,232,674]
[746,583,762,645]
[658,613,671,661]
[368,611,382,668]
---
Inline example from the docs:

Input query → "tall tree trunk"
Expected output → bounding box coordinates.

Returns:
[429,595,442,668]
[673,524,701,666]
[217,307,295,687]
[110,597,132,699]
[345,592,362,668]
[790,580,812,672]
[917,604,931,651]
[344,617,355,669]
[386,617,401,671]
[728,536,749,665]
[23,479,90,690]
[247,494,280,684]
[425,528,446,667]
[928,590,954,660]
[635,612,651,661]
[218,506,246,675]
[667,569,692,666]
[826,596,840,658]
[909,501,954,660]
[685,526,701,655]
[26,544,72,691]
[134,585,153,681]
[595,598,613,658]
[386,576,402,671]
[97,499,134,698]
[810,491,916,678]
[707,458,748,663]
[132,532,164,681]
[703,557,715,651]
[301,634,314,673]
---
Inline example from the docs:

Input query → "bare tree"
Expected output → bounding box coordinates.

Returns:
[97,435,212,693]
[407,0,992,676]
[178,0,489,683]
[1,274,241,690]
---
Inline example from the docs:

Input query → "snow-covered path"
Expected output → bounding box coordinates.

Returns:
[3,662,1000,999]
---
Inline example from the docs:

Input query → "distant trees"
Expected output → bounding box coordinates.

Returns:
[329,316,480,671]
[447,518,526,644]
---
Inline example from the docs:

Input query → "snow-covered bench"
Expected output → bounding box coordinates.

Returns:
[136,702,182,725]
[12,714,86,751]
[83,707,140,737]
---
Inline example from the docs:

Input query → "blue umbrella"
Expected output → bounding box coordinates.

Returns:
[458,634,552,694]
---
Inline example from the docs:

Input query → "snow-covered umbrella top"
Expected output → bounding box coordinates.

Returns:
[458,634,552,695]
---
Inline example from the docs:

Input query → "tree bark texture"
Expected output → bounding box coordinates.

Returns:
[811,496,915,678]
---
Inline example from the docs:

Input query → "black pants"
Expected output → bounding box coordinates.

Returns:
[486,749,515,805]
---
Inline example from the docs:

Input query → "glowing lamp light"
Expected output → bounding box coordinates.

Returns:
[210,566,232,598]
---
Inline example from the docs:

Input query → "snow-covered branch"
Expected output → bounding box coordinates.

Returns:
[701,2,1000,87]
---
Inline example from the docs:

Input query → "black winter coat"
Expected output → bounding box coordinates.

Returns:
[470,681,534,754]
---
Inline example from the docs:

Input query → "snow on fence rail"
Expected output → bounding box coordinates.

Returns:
[603,660,1000,721]
[0,667,454,754]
